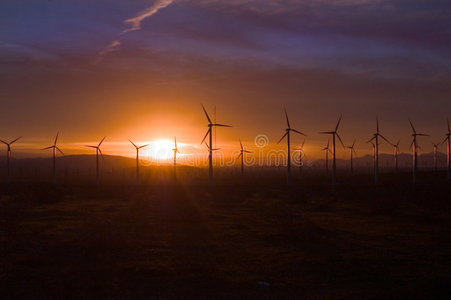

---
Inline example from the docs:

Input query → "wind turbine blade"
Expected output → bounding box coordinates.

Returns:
[335,114,342,132]
[352,139,356,147]
[212,123,232,127]
[291,129,306,136]
[447,117,451,134]
[410,139,414,149]
[98,136,106,146]
[174,136,177,148]
[441,136,449,145]
[319,131,335,134]
[177,149,180,154]
[284,107,291,128]
[238,152,242,158]
[85,145,97,149]
[99,148,104,159]
[204,141,210,150]
[301,139,305,148]
[417,133,429,136]
[54,132,59,145]
[201,128,211,145]
[41,146,54,150]
[336,133,345,148]
[201,104,212,124]
[129,139,137,148]
[138,144,149,149]
[380,134,391,145]
[212,148,220,151]
[277,131,288,144]
[376,116,379,133]
[327,139,330,147]
[366,136,376,143]
[0,139,8,145]
[408,119,416,134]
[10,136,22,144]
[244,150,251,153]
[239,139,243,150]
[56,147,64,155]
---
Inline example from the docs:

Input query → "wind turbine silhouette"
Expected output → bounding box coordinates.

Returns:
[277,108,306,184]
[238,139,251,177]
[367,117,391,184]
[441,118,451,180]
[346,139,356,173]
[294,139,306,177]
[0,136,21,182]
[201,104,231,182]
[129,139,149,183]
[204,141,220,175]
[409,120,428,184]
[41,133,64,184]
[172,137,180,177]
[369,141,378,172]
[392,139,400,171]
[432,142,440,171]
[321,139,332,172]
[319,115,344,186]
[85,137,106,184]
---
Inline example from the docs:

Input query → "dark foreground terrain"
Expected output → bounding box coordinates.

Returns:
[1,173,451,299]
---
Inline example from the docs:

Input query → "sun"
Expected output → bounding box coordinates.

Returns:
[144,139,175,161]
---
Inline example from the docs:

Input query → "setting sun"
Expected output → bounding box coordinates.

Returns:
[143,139,175,161]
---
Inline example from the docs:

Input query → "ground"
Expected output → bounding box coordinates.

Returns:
[1,173,451,298]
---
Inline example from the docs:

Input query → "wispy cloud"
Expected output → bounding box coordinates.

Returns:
[123,0,174,33]
[98,40,121,56]
[97,0,174,60]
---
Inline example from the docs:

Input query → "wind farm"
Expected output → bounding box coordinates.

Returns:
[2,0,451,298]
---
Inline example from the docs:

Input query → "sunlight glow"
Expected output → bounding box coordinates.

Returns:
[144,139,175,161]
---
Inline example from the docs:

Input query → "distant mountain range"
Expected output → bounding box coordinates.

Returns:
[0,152,447,171]
[311,152,448,170]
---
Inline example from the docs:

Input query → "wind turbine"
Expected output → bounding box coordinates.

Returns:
[392,139,400,171]
[41,133,64,184]
[319,115,344,186]
[238,139,251,176]
[172,136,180,177]
[409,120,428,184]
[201,104,231,182]
[368,141,378,172]
[204,141,220,177]
[129,139,149,182]
[85,137,106,184]
[346,140,356,173]
[432,142,440,171]
[0,136,21,182]
[277,108,306,184]
[367,117,391,185]
[294,139,306,177]
[321,139,332,172]
[441,118,451,180]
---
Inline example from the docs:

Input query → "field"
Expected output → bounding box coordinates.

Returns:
[1,172,451,298]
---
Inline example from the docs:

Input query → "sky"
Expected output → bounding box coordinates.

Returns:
[1,0,450,160]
